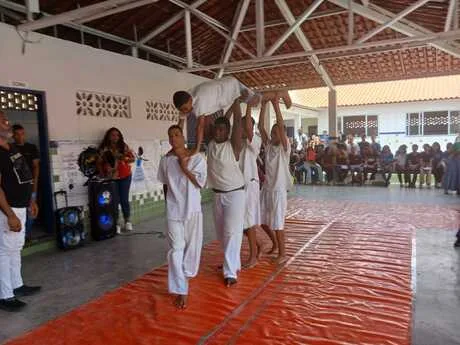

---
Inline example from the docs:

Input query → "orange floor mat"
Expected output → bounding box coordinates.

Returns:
[6,199,426,345]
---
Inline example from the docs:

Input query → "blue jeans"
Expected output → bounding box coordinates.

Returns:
[25,210,34,238]
[116,175,132,221]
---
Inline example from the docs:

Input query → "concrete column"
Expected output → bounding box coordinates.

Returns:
[294,114,302,133]
[328,89,337,136]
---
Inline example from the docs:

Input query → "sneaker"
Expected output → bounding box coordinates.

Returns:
[0,297,26,312]
[116,225,122,234]
[455,239,460,248]
[14,285,41,297]
[125,222,133,232]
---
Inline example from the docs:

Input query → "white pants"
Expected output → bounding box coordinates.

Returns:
[244,180,261,229]
[214,190,245,279]
[167,213,203,295]
[261,188,287,231]
[0,208,26,299]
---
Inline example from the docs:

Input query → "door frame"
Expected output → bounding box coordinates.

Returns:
[1,86,55,235]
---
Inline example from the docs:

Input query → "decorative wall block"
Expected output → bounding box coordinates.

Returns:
[0,91,38,111]
[76,91,131,118]
[146,100,179,122]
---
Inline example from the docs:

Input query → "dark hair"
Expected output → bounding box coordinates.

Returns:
[99,127,126,153]
[214,116,231,131]
[242,116,255,125]
[167,125,183,136]
[12,124,24,132]
[173,91,192,109]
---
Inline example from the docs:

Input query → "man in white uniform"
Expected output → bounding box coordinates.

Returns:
[239,106,263,268]
[157,125,207,309]
[258,97,293,265]
[207,100,246,287]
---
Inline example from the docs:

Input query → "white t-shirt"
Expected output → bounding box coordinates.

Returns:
[346,142,360,154]
[239,134,262,183]
[157,153,207,221]
[190,77,242,117]
[263,143,292,191]
[207,140,245,191]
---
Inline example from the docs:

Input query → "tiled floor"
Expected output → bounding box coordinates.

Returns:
[0,186,459,345]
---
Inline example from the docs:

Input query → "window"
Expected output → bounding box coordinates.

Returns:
[0,91,38,111]
[406,110,457,136]
[451,111,460,135]
[339,115,379,136]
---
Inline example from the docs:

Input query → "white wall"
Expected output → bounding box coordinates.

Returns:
[316,99,460,151]
[0,22,208,141]
[0,22,211,206]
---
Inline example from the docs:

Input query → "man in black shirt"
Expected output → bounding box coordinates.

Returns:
[406,144,420,188]
[12,124,40,240]
[0,111,41,312]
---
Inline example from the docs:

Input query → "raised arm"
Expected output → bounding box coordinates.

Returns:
[245,105,254,143]
[257,101,269,145]
[271,98,288,151]
[230,100,243,160]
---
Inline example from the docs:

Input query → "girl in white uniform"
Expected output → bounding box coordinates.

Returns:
[239,105,263,268]
[207,100,246,287]
[157,125,207,309]
[258,96,293,265]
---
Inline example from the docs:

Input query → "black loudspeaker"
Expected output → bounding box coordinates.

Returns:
[88,179,118,241]
[54,191,86,250]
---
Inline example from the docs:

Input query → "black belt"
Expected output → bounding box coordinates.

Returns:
[212,186,245,194]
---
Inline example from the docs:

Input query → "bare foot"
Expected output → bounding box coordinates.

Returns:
[242,258,257,269]
[267,245,278,256]
[277,91,292,109]
[173,295,187,309]
[261,91,277,102]
[272,255,288,265]
[224,277,237,287]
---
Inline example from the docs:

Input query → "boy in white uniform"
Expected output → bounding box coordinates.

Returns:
[207,100,246,287]
[157,125,207,309]
[239,105,263,268]
[258,96,293,265]
[173,77,292,153]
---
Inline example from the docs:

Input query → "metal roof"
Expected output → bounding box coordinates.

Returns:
[1,0,459,90]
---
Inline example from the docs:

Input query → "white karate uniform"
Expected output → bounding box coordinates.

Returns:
[157,153,207,295]
[261,143,292,230]
[208,140,246,279]
[239,135,262,229]
[0,208,26,299]
[190,77,255,117]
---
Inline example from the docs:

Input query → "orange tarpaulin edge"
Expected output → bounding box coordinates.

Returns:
[6,200,418,345]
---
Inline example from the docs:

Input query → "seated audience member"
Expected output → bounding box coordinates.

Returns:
[303,141,323,184]
[358,134,368,154]
[443,142,460,194]
[370,134,381,155]
[419,144,433,188]
[406,144,420,188]
[321,146,336,184]
[395,145,408,187]
[346,134,360,155]
[431,142,444,189]
[380,145,394,186]
[362,144,378,181]
[335,143,349,184]
[348,144,363,184]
